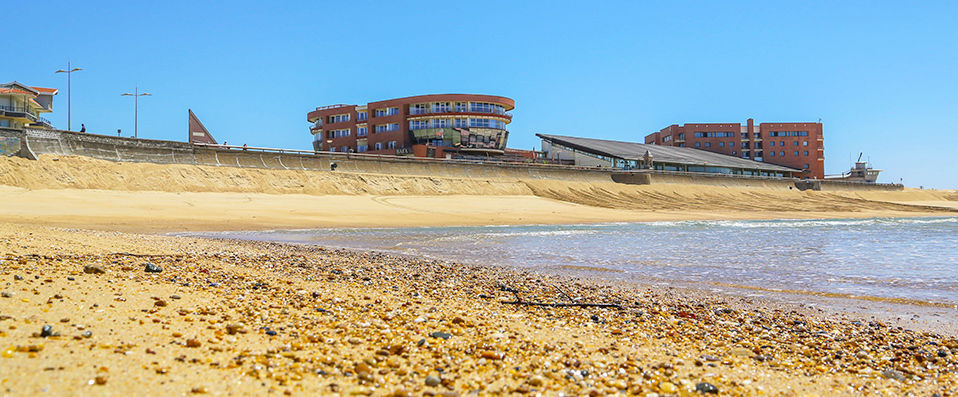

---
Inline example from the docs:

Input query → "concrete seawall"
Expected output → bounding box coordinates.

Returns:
[1,127,902,191]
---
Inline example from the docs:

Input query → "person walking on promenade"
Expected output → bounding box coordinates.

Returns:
[80,124,86,132]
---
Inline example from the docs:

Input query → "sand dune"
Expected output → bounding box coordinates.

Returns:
[0,155,954,232]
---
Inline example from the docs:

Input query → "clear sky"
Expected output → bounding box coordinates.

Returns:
[6,1,957,188]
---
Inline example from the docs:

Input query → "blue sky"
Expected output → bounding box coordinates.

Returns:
[6,1,957,188]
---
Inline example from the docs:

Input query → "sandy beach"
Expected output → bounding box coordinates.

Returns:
[0,223,955,396]
[1,155,957,395]
[0,155,955,232]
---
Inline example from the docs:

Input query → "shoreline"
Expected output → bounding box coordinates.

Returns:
[1,223,955,395]
[187,225,958,337]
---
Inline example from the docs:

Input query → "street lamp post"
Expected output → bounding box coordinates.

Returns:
[121,86,151,139]
[55,61,82,131]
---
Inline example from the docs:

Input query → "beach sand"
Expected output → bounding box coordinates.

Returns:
[0,155,954,232]
[1,223,956,396]
[1,155,957,395]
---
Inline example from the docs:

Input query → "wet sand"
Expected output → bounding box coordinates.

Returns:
[1,223,956,396]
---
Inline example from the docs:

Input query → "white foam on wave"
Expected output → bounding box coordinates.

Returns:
[643,217,958,229]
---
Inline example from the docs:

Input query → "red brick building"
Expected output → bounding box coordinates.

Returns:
[306,94,514,158]
[644,119,824,179]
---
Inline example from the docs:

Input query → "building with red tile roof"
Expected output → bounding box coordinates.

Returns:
[0,81,57,129]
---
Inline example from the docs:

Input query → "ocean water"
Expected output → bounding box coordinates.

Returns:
[196,217,958,307]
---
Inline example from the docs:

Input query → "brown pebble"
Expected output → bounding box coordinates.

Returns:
[190,386,208,394]
[154,300,167,307]
[186,339,201,348]
[480,351,503,360]
[94,376,107,385]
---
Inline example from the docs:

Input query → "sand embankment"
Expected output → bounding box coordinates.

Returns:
[0,155,954,232]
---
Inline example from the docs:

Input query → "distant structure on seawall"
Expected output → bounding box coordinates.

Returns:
[306,94,515,159]
[0,81,57,130]
[826,153,881,183]
[188,109,217,144]
[644,119,824,179]
[537,134,801,178]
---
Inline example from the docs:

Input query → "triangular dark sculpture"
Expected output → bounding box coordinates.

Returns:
[188,109,217,144]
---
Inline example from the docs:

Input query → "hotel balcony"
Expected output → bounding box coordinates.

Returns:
[408,107,513,118]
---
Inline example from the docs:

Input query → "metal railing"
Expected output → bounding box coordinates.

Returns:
[314,104,351,111]
[0,105,39,122]
[409,107,512,117]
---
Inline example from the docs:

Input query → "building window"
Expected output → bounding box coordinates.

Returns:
[375,123,398,133]
[705,142,711,147]
[769,151,775,157]
[693,131,735,138]
[357,112,367,121]
[329,147,337,152]
[358,126,368,136]
[409,120,429,130]
[719,142,724,147]
[357,144,368,152]
[374,107,399,117]
[454,118,468,128]
[388,141,397,149]
[769,131,809,137]
[678,133,685,140]
[780,151,785,156]
[434,102,450,112]
[328,114,350,123]
[803,151,809,156]
[794,151,799,156]
[342,146,349,152]
[793,141,799,146]
[741,142,748,148]
[732,151,737,155]
[804,164,810,169]
[411,104,429,115]
[455,102,467,112]
[375,142,383,150]
[470,102,504,114]
[695,142,701,148]
[803,141,808,146]
[741,133,747,139]
[663,135,672,142]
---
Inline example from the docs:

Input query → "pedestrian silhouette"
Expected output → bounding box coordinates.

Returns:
[80,124,86,132]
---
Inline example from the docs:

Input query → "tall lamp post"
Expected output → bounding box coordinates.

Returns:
[55,62,82,131]
[121,86,151,139]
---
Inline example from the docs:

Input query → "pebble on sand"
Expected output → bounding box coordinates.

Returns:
[83,265,106,274]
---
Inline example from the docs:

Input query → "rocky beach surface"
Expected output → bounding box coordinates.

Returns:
[1,222,956,396]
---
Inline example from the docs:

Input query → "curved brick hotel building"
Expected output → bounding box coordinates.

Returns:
[307,94,514,158]
[644,118,824,179]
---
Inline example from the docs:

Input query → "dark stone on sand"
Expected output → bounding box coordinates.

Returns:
[83,265,106,274]
[171,295,181,300]
[82,330,93,338]
[695,382,719,394]
[430,331,451,340]
[67,276,75,281]
[938,350,948,357]
[1,292,11,298]
[40,325,54,337]
[265,330,277,336]
[144,263,163,273]
[14,275,23,281]
[425,375,441,387]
